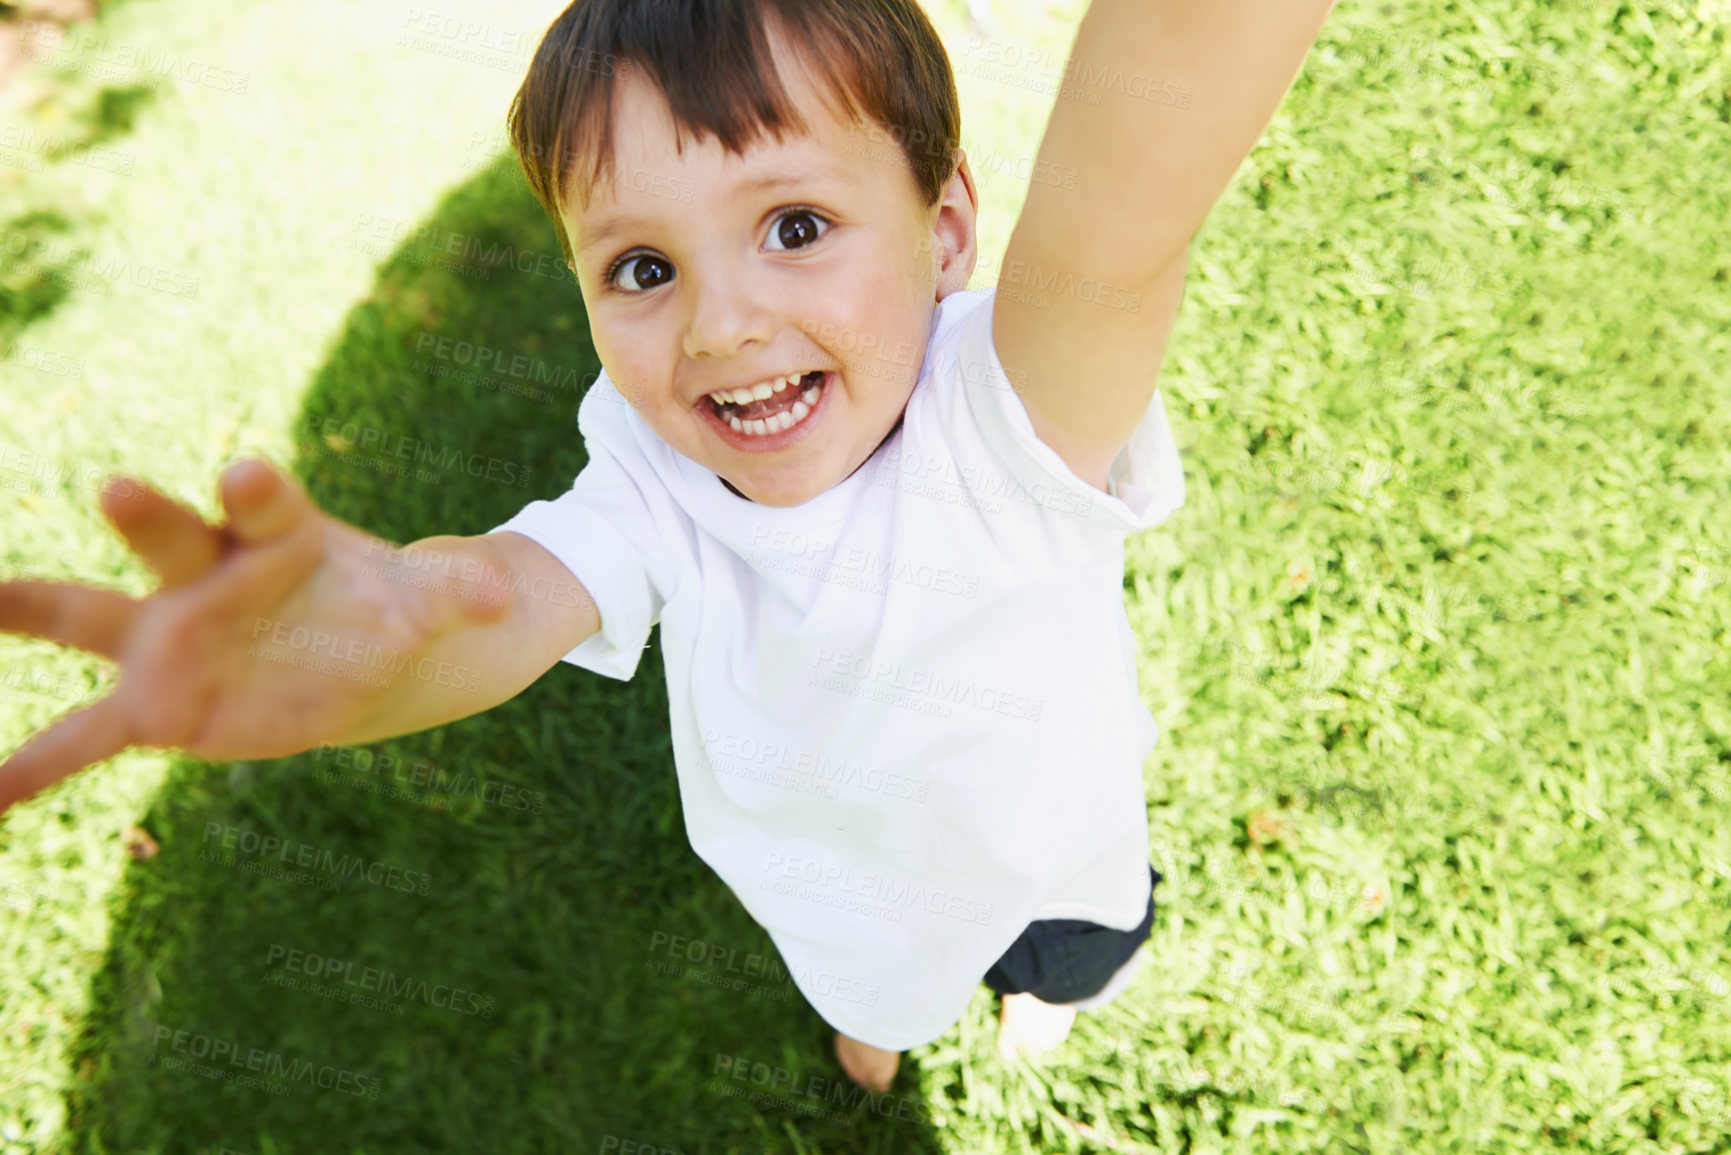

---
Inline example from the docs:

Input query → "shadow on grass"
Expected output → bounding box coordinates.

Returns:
[0,81,157,343]
[61,155,946,1155]
[0,208,76,343]
[66,82,154,145]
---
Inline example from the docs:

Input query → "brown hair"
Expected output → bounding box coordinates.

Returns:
[506,0,962,265]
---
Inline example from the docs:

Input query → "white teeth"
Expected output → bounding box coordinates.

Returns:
[715,372,826,438]
[711,374,809,407]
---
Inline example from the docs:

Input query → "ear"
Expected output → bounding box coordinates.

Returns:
[931,150,980,303]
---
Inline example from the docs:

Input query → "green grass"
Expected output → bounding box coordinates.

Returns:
[2,0,1729,1151]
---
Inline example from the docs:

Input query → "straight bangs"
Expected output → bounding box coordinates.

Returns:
[508,0,961,262]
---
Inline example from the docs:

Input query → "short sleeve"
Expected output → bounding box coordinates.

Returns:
[487,380,681,681]
[952,289,1186,534]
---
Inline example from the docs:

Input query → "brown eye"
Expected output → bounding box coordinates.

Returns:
[610,254,674,292]
[767,210,828,252]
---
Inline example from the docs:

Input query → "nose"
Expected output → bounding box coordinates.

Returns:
[681,262,775,360]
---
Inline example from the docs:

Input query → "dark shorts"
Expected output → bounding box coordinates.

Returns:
[981,865,1160,1005]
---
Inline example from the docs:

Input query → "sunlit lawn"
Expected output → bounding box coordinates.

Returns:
[1,0,1728,1151]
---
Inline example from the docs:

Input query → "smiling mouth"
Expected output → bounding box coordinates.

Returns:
[705,371,827,436]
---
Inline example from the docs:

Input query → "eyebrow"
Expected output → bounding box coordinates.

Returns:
[574,160,848,258]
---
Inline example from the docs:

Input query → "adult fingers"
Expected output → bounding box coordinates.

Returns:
[99,476,225,589]
[0,696,137,818]
[0,582,138,660]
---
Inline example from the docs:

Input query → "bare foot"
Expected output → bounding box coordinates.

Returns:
[997,991,1077,1060]
[834,1031,900,1092]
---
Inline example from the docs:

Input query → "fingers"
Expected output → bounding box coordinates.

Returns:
[0,696,136,818]
[220,459,317,545]
[195,493,329,628]
[183,460,326,627]
[100,477,225,588]
[0,582,138,660]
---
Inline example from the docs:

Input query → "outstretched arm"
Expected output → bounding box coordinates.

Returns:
[994,0,1340,490]
[0,462,599,817]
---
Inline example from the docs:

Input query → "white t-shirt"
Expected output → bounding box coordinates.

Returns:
[490,287,1186,1050]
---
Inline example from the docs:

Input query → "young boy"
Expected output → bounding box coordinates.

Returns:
[0,0,1336,1095]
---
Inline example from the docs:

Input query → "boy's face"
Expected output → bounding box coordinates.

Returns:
[561,38,979,507]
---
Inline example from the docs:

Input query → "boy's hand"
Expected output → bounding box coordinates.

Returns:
[0,459,509,817]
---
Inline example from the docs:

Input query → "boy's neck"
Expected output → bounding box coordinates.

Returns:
[718,414,905,504]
